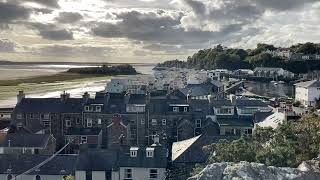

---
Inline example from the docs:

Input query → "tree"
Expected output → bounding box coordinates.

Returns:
[204,113,320,167]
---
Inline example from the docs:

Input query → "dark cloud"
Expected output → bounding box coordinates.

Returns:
[39,45,112,57]
[0,39,15,52]
[55,12,83,23]
[30,23,74,40]
[0,2,30,28]
[253,0,319,11]
[92,10,244,49]
[24,0,60,8]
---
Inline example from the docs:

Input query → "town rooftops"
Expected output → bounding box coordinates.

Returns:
[0,154,78,175]
[294,80,320,88]
[0,133,52,148]
[211,100,233,107]
[15,98,84,113]
[128,94,146,104]
[180,83,218,97]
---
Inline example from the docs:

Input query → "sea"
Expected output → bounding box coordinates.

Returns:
[0,62,155,107]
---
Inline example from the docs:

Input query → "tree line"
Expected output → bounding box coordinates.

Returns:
[67,64,137,75]
[156,43,320,74]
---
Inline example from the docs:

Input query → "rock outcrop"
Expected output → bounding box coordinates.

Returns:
[188,160,320,180]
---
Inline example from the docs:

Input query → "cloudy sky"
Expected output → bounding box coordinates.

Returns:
[0,0,320,63]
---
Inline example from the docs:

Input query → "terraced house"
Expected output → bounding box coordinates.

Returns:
[11,85,270,153]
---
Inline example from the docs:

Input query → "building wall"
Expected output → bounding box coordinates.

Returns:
[75,171,86,180]
[92,171,106,180]
[119,167,166,180]
[295,86,309,105]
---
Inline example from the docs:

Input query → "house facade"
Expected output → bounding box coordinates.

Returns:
[295,80,320,107]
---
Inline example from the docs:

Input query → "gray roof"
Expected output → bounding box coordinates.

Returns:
[128,94,146,104]
[294,80,320,88]
[235,100,268,107]
[0,134,51,148]
[118,144,167,168]
[0,154,77,175]
[65,128,102,136]
[76,149,119,171]
[179,82,222,97]
[15,98,84,113]
[254,67,283,71]
[254,111,274,123]
[211,100,233,107]
[216,116,253,127]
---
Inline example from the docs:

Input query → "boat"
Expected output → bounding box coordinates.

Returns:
[271,80,276,83]
[278,81,285,84]
[274,82,278,85]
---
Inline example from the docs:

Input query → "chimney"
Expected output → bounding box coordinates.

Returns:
[60,91,70,101]
[82,92,90,103]
[187,90,192,103]
[8,140,11,147]
[17,91,25,104]
[153,134,160,145]
[208,94,214,104]
[230,94,236,105]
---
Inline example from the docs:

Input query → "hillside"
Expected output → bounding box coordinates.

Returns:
[67,64,137,75]
[156,43,320,74]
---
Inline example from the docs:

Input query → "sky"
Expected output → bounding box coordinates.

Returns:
[0,0,320,63]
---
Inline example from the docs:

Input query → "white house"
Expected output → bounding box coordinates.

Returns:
[295,80,320,107]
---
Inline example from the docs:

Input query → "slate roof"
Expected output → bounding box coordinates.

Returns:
[15,98,84,113]
[235,99,268,107]
[254,67,283,71]
[180,84,213,97]
[104,93,126,113]
[0,133,51,148]
[0,154,77,175]
[216,116,254,127]
[76,149,119,171]
[211,100,233,107]
[118,144,167,168]
[128,94,146,104]
[294,80,320,88]
[65,128,102,136]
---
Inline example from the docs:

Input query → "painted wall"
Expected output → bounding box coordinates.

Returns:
[119,167,166,180]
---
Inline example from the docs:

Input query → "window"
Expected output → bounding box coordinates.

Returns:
[146,150,154,157]
[162,119,166,126]
[184,107,188,112]
[87,118,92,127]
[96,106,101,112]
[141,118,145,125]
[81,136,87,144]
[196,119,201,128]
[35,175,41,180]
[98,118,102,125]
[218,108,232,114]
[17,113,23,119]
[7,174,13,180]
[84,106,90,112]
[43,113,50,119]
[76,118,80,124]
[173,107,179,112]
[130,150,137,157]
[30,113,37,119]
[151,119,157,126]
[65,120,71,127]
[124,169,132,180]
[149,169,158,180]
[244,129,253,135]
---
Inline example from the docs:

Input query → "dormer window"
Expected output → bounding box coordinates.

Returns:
[184,107,188,112]
[84,106,90,112]
[196,119,201,128]
[65,119,71,127]
[130,147,139,157]
[146,147,154,157]
[173,107,179,112]
[96,106,101,112]
[87,118,92,127]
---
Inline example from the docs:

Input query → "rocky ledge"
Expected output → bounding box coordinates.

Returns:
[188,159,320,180]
